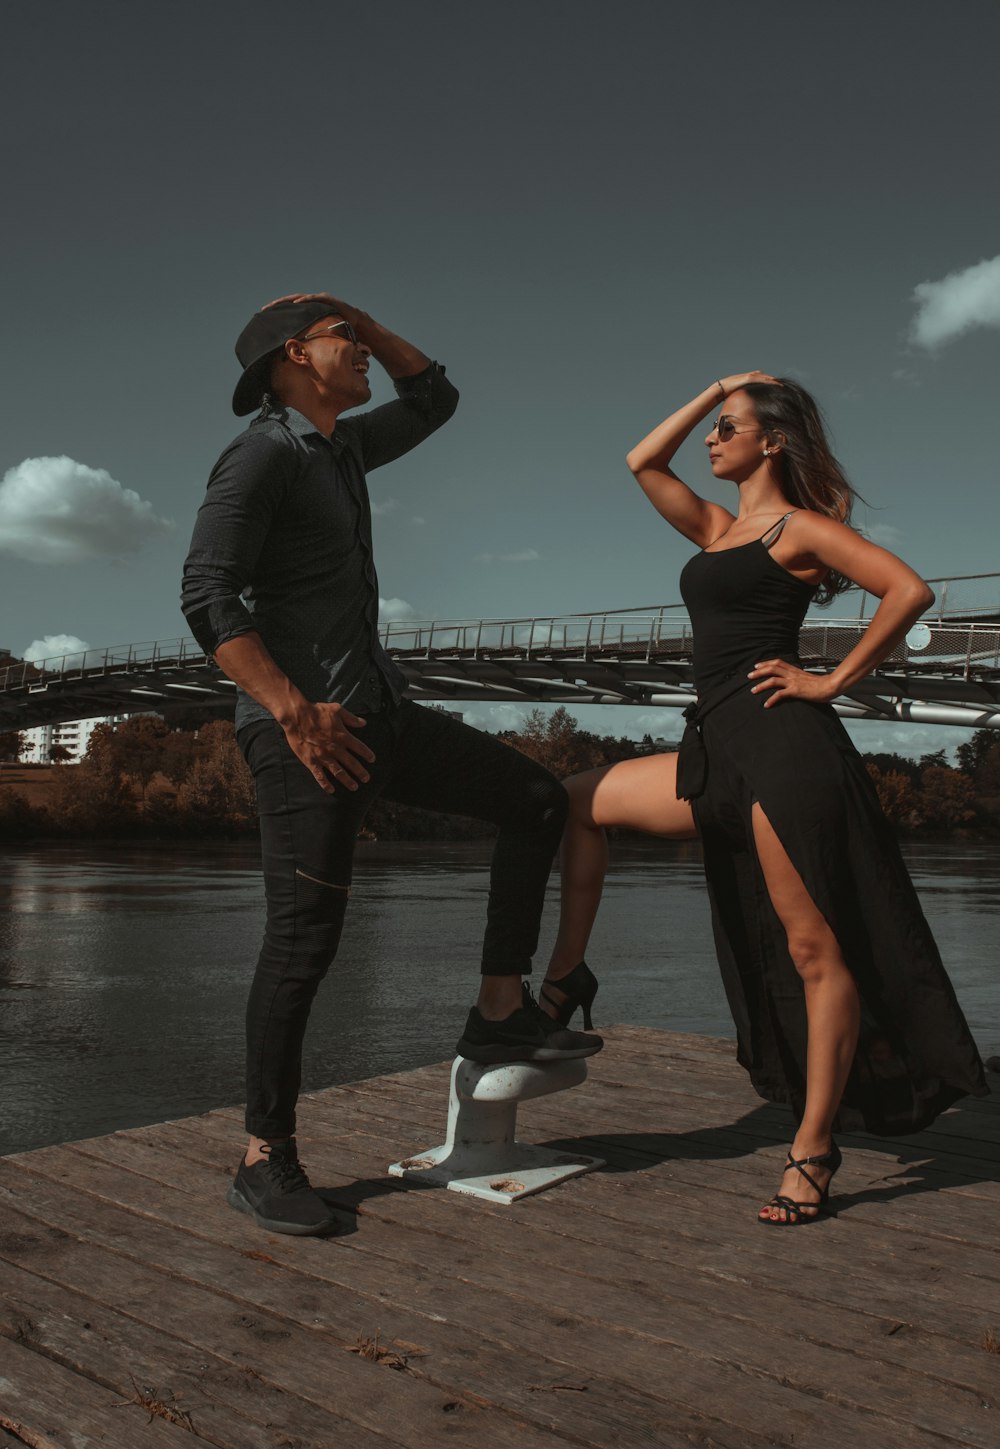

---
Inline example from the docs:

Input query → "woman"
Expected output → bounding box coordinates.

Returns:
[537,372,988,1224]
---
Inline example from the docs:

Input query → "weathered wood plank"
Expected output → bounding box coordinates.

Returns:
[4,1143,997,1447]
[147,1089,1000,1408]
[304,1068,1000,1201]
[0,1256,396,1449]
[0,1335,190,1446]
[308,1060,1000,1215]
[132,1131,1000,1411]
[0,1176,728,1449]
[79,1107,1000,1327]
[331,1034,1000,1155]
[188,1153,1000,1355]
[157,1084,1000,1293]
[3,1028,997,1449]
[367,1022,998,1130]
[598,1035,1000,1139]
[364,1020,996,1118]
[0,1198,938,1449]
[0,1222,555,1449]
[144,1112,1000,1353]
[586,1031,1000,1142]
[209,1065,1000,1181]
[220,1070,1000,1243]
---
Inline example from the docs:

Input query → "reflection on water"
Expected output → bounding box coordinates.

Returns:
[1,838,997,1155]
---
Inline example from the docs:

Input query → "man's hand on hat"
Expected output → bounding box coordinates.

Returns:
[282,700,376,795]
[262,291,370,336]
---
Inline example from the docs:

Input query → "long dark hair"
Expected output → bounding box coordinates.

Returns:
[742,378,859,604]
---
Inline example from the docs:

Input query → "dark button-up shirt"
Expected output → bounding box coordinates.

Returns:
[181,362,458,730]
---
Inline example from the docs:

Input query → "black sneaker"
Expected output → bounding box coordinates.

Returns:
[456,984,604,1064]
[227,1139,338,1236]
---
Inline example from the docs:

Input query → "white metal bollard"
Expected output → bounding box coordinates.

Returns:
[387,1056,604,1203]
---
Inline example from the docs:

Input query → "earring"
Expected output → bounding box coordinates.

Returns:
[763,448,771,457]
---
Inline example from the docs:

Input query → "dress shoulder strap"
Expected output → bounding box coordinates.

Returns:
[759,510,797,550]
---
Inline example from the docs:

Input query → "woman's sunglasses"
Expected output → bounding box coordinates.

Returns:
[712,415,760,442]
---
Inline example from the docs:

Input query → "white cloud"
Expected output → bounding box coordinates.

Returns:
[456,702,530,733]
[841,721,972,761]
[411,516,426,527]
[910,255,1000,350]
[475,548,541,564]
[378,595,415,622]
[0,457,173,564]
[371,497,399,517]
[23,633,90,665]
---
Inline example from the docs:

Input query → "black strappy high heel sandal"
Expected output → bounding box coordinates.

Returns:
[539,961,599,1030]
[759,1142,842,1226]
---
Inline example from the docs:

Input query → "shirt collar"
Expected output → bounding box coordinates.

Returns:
[257,400,351,456]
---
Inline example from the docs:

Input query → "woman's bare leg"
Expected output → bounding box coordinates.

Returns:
[751,803,860,1221]
[544,754,698,1007]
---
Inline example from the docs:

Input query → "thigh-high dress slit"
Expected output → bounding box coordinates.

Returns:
[677,521,987,1134]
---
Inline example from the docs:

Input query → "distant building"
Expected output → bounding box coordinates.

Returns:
[22,715,130,764]
[635,735,681,755]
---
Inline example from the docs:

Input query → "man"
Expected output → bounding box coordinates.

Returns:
[181,292,601,1236]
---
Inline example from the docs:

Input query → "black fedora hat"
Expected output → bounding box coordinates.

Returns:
[232,299,341,416]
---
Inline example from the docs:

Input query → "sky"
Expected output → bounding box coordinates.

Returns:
[2,0,999,757]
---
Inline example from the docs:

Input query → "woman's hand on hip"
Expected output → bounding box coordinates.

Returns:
[748,659,839,708]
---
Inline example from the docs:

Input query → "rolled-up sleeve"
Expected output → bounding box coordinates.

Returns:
[351,361,459,473]
[181,430,296,655]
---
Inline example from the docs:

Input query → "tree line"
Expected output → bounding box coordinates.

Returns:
[1,709,1000,843]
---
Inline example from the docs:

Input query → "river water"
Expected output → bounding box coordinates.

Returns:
[1,839,997,1155]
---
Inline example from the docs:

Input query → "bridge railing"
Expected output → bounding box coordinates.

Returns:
[798,621,1000,672]
[378,610,1000,676]
[378,606,696,660]
[5,601,1000,700]
[844,571,1000,623]
[0,637,211,693]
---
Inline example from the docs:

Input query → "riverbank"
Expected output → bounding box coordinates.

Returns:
[5,709,1000,841]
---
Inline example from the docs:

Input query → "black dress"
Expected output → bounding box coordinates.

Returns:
[678,515,988,1134]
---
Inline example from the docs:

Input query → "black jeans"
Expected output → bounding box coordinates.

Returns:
[238,700,568,1138]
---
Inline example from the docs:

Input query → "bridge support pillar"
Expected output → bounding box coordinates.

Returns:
[387,1056,604,1204]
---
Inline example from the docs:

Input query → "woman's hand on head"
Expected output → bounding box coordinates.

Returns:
[748,659,839,708]
[717,371,781,398]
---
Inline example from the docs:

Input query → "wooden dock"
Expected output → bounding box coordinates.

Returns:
[1,1026,997,1448]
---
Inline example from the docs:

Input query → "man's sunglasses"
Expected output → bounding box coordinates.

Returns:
[713,414,760,442]
[299,320,360,345]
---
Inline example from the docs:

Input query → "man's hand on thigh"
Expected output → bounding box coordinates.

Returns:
[283,701,376,794]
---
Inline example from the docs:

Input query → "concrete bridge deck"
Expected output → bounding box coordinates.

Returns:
[1,1026,998,1447]
[5,606,1000,732]
[7,574,1000,731]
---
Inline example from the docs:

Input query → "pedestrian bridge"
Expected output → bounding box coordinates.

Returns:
[5,573,1000,733]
